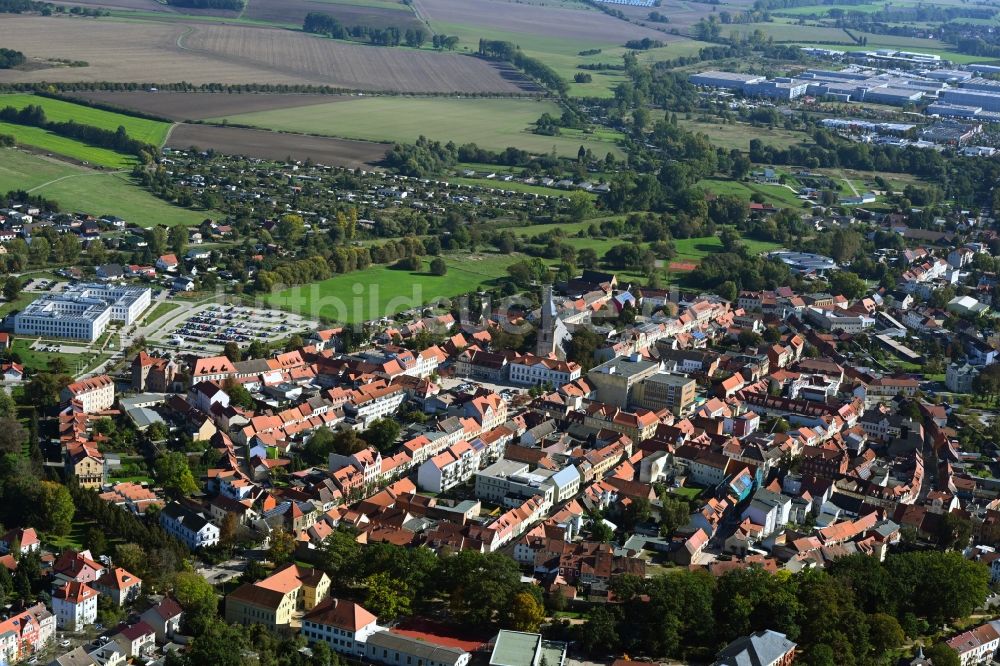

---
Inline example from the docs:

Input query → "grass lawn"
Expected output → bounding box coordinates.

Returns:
[45,520,92,551]
[697,177,809,209]
[669,486,703,501]
[9,337,100,374]
[0,121,138,169]
[0,292,37,318]
[673,235,782,262]
[143,301,181,324]
[0,149,210,226]
[0,93,172,146]
[215,97,624,158]
[267,253,519,323]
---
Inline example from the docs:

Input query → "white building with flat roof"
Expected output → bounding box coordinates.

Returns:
[14,283,151,342]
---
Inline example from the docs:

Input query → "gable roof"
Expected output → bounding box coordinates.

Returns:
[303,597,378,631]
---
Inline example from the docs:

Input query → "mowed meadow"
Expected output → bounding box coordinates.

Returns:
[0,149,209,226]
[214,97,625,157]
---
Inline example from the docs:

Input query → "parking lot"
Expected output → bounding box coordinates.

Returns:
[160,304,317,352]
[22,277,69,293]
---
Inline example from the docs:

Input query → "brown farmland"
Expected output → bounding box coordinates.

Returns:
[166,123,389,168]
[66,91,353,121]
[0,16,534,93]
[412,0,669,44]
[243,0,423,30]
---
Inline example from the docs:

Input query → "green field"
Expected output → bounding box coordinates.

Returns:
[143,301,181,324]
[0,149,209,226]
[267,253,518,323]
[0,94,172,146]
[696,177,809,209]
[0,293,37,318]
[510,218,783,262]
[728,22,851,42]
[678,118,805,151]
[215,97,624,157]
[0,121,138,169]
[10,338,69,373]
[673,235,782,261]
[0,94,173,168]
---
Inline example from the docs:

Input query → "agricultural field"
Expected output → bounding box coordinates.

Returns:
[726,22,853,43]
[0,149,209,226]
[166,123,390,168]
[410,0,700,96]
[65,91,350,122]
[412,0,665,45]
[212,97,624,157]
[267,253,518,323]
[0,16,534,93]
[613,0,720,32]
[0,94,172,146]
[242,0,423,30]
[180,23,535,93]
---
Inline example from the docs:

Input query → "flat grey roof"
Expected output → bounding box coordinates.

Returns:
[490,631,540,666]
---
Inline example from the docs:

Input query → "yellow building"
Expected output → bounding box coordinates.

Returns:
[225,563,330,631]
[65,443,106,489]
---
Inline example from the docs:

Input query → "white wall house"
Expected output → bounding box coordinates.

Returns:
[52,582,99,631]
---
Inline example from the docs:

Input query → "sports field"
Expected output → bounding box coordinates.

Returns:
[215,97,624,157]
[0,94,172,146]
[266,253,517,322]
[0,149,209,226]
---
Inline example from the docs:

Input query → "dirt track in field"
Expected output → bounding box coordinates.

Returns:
[167,123,390,168]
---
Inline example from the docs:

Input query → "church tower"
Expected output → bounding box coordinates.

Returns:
[535,284,564,358]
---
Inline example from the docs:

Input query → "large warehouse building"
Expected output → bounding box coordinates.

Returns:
[15,284,151,342]
[940,89,1000,112]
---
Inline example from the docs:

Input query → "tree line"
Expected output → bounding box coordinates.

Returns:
[478,39,568,94]
[0,104,156,161]
[302,13,428,48]
[383,133,600,178]
[0,0,51,12]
